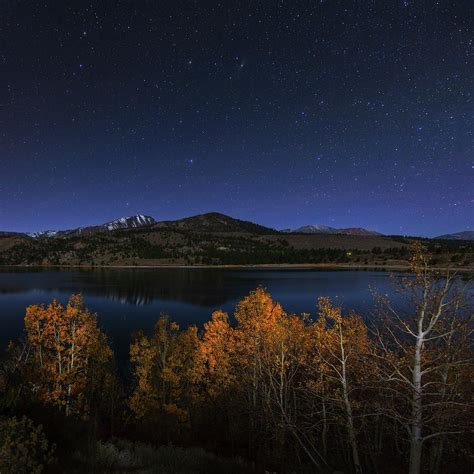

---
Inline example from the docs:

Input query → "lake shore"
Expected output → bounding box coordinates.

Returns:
[1,263,473,273]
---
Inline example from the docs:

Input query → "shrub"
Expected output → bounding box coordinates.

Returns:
[0,415,54,474]
[71,439,251,473]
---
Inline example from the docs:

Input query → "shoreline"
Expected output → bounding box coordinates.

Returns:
[1,263,473,273]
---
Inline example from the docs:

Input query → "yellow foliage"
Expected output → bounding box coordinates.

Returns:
[129,314,199,423]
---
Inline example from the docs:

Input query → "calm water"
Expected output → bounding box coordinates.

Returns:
[0,267,405,360]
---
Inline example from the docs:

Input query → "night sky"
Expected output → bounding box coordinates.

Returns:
[1,1,472,236]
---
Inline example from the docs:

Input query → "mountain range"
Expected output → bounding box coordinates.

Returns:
[281,225,381,236]
[2,213,472,241]
[0,212,472,267]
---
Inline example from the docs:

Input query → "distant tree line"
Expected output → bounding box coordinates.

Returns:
[1,230,473,268]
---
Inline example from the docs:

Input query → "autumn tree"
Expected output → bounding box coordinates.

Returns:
[304,298,371,473]
[129,314,199,440]
[197,310,235,398]
[228,288,318,466]
[373,243,474,474]
[231,288,285,459]
[23,294,113,418]
[260,310,314,466]
[193,310,239,446]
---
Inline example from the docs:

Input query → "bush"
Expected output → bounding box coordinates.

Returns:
[70,439,251,473]
[0,415,55,474]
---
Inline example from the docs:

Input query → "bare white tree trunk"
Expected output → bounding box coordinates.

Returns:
[339,326,362,474]
[409,333,423,474]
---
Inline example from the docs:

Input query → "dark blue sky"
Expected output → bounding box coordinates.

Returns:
[1,1,472,236]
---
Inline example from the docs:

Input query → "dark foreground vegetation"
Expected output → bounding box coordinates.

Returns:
[0,244,472,473]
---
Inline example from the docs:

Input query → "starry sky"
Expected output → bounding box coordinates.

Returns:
[1,1,472,236]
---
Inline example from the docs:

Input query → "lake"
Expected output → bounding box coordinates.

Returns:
[0,267,406,360]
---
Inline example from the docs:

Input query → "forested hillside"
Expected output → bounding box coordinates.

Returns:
[1,213,473,268]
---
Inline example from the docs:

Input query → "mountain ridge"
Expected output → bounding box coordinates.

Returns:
[2,213,471,241]
[283,224,381,236]
[435,231,474,241]
[16,213,274,240]
[0,212,472,268]
[26,215,157,239]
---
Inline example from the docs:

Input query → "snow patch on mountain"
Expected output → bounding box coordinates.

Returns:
[27,230,58,239]
[26,215,157,239]
[105,215,156,230]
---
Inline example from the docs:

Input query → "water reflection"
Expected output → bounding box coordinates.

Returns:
[0,267,245,307]
[0,267,405,359]
[80,268,233,307]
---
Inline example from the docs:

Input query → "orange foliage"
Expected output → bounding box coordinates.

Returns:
[129,315,199,425]
[23,294,112,417]
[196,310,235,397]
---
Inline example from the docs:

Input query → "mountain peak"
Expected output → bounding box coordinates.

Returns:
[104,215,156,230]
[155,212,275,234]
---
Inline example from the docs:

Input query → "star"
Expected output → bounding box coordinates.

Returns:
[0,0,470,237]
